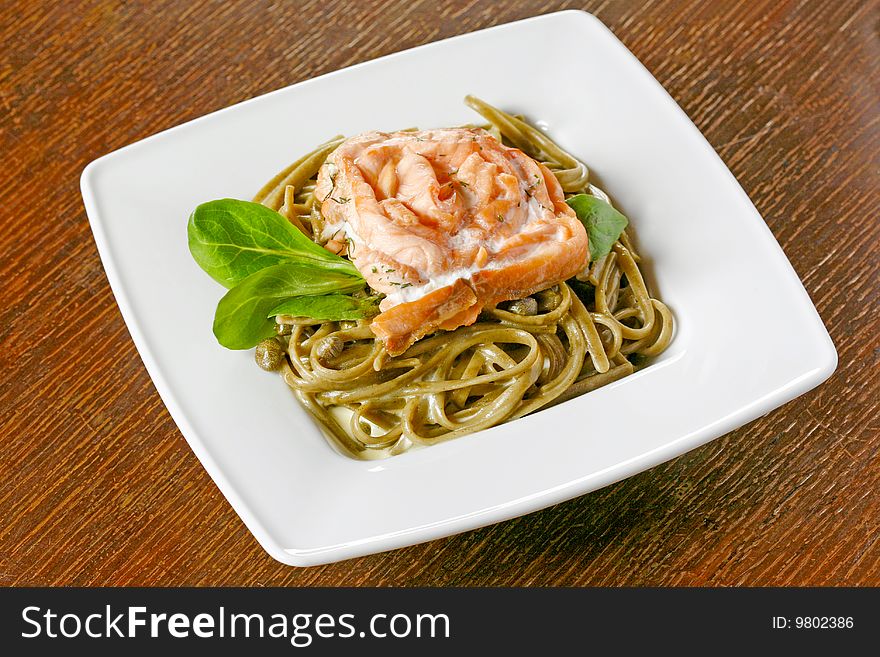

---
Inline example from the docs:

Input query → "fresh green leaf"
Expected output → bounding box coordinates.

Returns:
[269,294,381,321]
[565,194,629,262]
[188,198,360,288]
[212,262,364,349]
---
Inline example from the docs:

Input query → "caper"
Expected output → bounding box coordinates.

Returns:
[315,336,344,363]
[507,297,538,316]
[255,338,284,371]
[536,289,561,312]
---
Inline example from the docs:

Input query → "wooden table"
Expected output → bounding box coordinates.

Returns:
[2,0,878,586]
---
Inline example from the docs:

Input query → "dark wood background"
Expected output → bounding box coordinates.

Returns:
[1,0,878,586]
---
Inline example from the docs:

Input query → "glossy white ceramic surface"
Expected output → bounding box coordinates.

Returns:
[81,11,836,565]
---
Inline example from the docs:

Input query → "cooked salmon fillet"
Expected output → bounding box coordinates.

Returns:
[314,127,589,355]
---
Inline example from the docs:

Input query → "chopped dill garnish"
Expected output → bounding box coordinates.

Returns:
[321,164,338,202]
[524,176,541,198]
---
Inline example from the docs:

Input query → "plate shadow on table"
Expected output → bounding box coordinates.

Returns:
[384,431,754,585]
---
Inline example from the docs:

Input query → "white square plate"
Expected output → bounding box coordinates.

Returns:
[81,11,837,565]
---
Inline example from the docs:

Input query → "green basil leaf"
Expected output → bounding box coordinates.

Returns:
[212,262,364,349]
[269,294,381,321]
[565,194,629,262]
[188,198,360,288]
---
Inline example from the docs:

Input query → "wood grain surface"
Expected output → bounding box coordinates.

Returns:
[1,0,878,586]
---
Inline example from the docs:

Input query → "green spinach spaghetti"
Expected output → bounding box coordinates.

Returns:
[187,96,673,459]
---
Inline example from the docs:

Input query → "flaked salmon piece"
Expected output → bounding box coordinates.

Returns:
[315,127,588,355]
[371,279,478,356]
